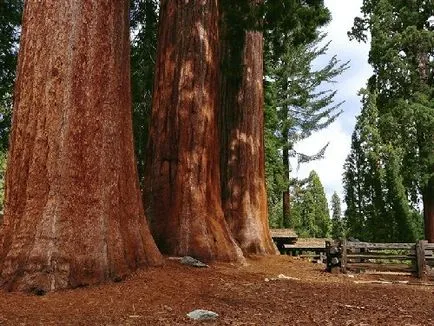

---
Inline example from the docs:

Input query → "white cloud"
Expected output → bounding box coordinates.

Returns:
[323,0,365,46]
[290,120,351,203]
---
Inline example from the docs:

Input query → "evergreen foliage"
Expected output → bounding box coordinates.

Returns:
[343,88,422,242]
[290,171,330,237]
[331,192,344,239]
[264,33,348,227]
[0,0,22,151]
[130,0,159,186]
[345,0,432,241]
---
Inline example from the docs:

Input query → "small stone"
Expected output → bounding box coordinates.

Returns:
[180,256,209,268]
[264,278,270,282]
[186,309,219,320]
[277,274,300,281]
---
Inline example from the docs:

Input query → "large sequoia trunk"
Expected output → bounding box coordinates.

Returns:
[145,0,243,262]
[220,3,277,255]
[0,1,162,292]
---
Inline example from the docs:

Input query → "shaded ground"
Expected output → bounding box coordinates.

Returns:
[0,255,433,325]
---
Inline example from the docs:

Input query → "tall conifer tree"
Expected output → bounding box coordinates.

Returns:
[349,0,433,241]
[331,192,344,239]
[264,34,348,228]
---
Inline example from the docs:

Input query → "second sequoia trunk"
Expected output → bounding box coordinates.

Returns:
[220,3,277,255]
[145,0,243,262]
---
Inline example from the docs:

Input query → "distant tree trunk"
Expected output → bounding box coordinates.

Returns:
[417,53,434,242]
[145,0,243,262]
[423,171,434,242]
[220,2,277,255]
[283,191,291,227]
[0,1,162,292]
[280,75,291,229]
[282,145,291,228]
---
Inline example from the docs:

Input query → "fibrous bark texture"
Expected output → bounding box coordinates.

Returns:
[417,54,434,243]
[283,191,291,228]
[145,0,243,262]
[0,1,162,292]
[220,16,277,255]
[423,175,434,242]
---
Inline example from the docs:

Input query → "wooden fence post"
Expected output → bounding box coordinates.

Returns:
[341,239,348,273]
[416,240,427,280]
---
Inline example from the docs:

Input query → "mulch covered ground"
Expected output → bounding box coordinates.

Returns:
[0,255,433,325]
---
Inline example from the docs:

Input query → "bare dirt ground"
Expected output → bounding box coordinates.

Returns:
[0,255,433,325]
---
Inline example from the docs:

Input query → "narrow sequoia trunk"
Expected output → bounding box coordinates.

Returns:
[423,169,434,242]
[0,1,162,292]
[145,0,243,262]
[220,4,277,255]
[417,53,434,242]
[282,191,291,228]
[280,76,292,229]
[282,143,291,228]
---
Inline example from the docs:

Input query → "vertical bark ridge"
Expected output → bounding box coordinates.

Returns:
[423,171,434,242]
[145,0,243,262]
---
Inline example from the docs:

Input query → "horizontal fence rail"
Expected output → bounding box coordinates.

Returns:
[326,240,433,280]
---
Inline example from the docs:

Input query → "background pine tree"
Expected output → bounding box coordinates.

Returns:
[331,192,344,239]
[345,0,432,241]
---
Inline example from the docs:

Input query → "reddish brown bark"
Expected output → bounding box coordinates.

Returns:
[282,143,291,228]
[0,1,162,292]
[220,13,277,255]
[423,172,434,242]
[283,191,291,227]
[145,0,243,262]
[417,54,434,243]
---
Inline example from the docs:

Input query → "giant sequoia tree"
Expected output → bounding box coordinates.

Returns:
[0,1,162,292]
[145,0,243,262]
[220,1,277,255]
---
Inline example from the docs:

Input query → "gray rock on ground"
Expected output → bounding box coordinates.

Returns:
[187,309,219,320]
[180,256,209,268]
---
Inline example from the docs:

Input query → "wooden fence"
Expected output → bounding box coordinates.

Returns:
[327,240,434,279]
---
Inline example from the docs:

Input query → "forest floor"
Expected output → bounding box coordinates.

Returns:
[0,255,433,325]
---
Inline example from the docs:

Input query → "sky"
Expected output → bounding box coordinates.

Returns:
[289,0,372,205]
